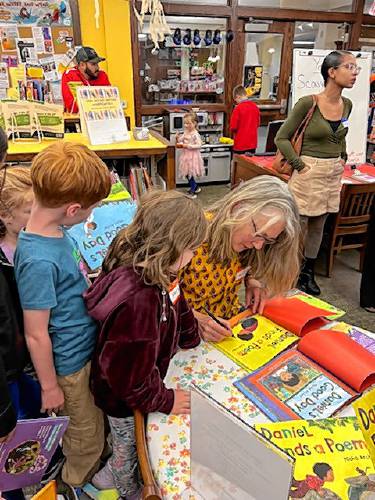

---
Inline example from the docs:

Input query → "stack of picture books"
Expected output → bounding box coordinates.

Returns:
[210,292,375,422]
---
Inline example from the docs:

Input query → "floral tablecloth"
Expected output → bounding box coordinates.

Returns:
[146,342,269,499]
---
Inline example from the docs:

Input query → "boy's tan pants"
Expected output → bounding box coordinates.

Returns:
[57,361,104,487]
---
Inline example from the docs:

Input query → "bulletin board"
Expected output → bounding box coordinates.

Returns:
[0,1,79,103]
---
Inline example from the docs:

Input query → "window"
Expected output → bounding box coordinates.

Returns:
[239,0,353,11]
[138,17,227,106]
[294,22,347,51]
[364,0,375,13]
[243,32,283,101]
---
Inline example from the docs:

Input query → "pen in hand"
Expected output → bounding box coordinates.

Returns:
[202,307,233,337]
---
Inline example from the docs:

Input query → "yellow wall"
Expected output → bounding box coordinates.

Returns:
[77,0,135,126]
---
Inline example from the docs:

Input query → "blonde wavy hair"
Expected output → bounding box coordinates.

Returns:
[0,166,33,238]
[207,176,301,295]
[102,189,207,289]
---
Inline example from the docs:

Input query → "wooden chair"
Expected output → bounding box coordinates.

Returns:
[134,409,162,500]
[326,183,375,277]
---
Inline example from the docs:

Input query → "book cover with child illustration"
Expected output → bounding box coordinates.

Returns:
[214,312,298,372]
[0,417,68,491]
[255,416,375,500]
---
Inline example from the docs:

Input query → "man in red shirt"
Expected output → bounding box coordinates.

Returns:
[61,46,111,114]
[230,85,260,155]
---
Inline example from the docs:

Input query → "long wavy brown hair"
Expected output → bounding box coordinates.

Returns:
[102,189,207,289]
[207,176,301,295]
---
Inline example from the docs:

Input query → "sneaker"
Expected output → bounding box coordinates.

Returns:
[187,192,197,199]
[194,187,202,194]
[91,463,116,490]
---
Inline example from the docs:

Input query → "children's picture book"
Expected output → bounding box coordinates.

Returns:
[353,387,375,466]
[261,292,345,337]
[255,416,375,500]
[214,312,299,372]
[333,322,375,355]
[77,86,129,146]
[234,329,375,421]
[0,417,68,492]
[68,182,137,271]
[213,293,344,373]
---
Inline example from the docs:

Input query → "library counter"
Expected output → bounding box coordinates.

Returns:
[5,131,176,189]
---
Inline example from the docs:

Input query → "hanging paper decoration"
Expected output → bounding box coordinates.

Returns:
[370,1,375,16]
[94,0,100,29]
[133,0,171,50]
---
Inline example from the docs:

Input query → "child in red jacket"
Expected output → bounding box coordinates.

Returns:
[230,85,260,155]
[86,190,207,500]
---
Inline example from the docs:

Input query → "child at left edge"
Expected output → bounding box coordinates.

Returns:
[14,141,112,491]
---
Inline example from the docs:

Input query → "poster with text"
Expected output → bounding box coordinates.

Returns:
[0,1,72,26]
[16,38,37,64]
[0,25,18,51]
[32,26,53,54]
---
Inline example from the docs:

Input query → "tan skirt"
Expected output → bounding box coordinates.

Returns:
[288,155,344,217]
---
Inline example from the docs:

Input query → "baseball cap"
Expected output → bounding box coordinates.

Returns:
[76,46,105,64]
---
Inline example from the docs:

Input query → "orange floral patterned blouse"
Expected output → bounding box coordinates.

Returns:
[179,242,250,320]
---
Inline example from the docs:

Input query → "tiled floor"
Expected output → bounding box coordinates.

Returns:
[180,183,374,332]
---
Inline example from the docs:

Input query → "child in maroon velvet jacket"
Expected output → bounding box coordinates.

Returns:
[86,190,207,500]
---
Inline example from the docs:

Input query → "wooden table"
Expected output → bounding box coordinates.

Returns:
[232,154,375,188]
[5,130,176,189]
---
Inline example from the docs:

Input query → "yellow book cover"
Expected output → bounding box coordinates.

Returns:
[354,387,375,467]
[255,416,375,500]
[214,312,298,372]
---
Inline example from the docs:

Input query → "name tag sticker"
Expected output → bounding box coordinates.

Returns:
[341,119,349,128]
[169,278,180,305]
[235,266,251,281]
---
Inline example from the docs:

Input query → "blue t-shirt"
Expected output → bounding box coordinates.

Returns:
[14,229,97,376]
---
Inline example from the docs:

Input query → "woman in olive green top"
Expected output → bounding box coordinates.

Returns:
[275,50,358,296]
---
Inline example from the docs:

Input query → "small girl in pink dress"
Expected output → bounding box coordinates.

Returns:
[177,112,204,198]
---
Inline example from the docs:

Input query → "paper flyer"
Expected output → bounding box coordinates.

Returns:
[9,64,26,88]
[0,417,69,492]
[2,100,35,138]
[1,55,19,68]
[33,102,64,138]
[77,86,130,145]
[16,38,37,64]
[0,25,18,52]
[39,56,59,82]
[32,27,53,54]
[0,63,9,89]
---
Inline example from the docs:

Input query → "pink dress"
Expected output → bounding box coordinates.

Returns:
[178,130,204,178]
